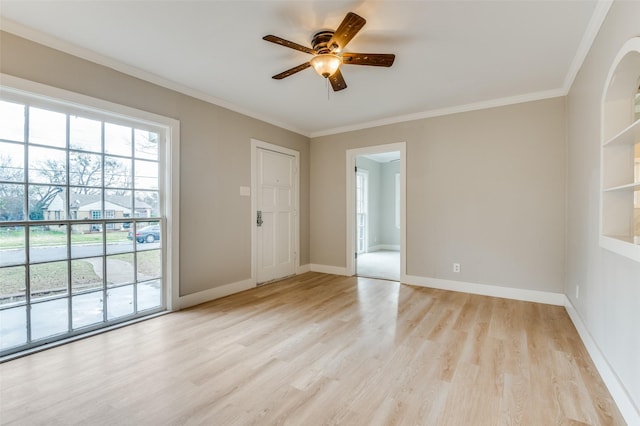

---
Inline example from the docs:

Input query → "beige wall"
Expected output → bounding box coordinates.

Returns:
[0,31,310,297]
[381,160,401,247]
[312,98,566,293]
[566,0,640,412]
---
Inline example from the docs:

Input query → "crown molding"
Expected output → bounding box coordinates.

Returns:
[562,0,613,93]
[310,89,566,138]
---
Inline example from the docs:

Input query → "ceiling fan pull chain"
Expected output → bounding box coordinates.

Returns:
[326,77,331,101]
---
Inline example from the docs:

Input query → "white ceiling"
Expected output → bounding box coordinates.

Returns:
[0,1,606,137]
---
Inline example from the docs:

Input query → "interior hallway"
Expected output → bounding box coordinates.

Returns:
[357,249,400,281]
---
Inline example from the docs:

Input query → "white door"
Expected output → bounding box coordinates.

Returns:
[256,148,296,284]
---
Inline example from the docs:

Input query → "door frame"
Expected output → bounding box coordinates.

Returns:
[251,138,300,285]
[346,142,406,280]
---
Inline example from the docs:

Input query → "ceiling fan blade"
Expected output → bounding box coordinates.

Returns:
[329,69,347,91]
[329,12,366,51]
[342,53,395,67]
[263,35,315,55]
[272,62,311,80]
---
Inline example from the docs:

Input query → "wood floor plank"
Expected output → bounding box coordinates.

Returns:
[0,272,626,425]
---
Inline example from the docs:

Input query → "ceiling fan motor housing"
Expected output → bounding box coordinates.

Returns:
[311,30,336,54]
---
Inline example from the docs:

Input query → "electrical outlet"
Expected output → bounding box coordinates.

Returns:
[453,263,461,273]
[576,285,580,299]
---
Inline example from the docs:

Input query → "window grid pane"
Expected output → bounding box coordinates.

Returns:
[0,94,166,357]
[0,100,25,143]
[0,141,25,183]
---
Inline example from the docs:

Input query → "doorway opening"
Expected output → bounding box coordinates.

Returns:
[347,143,405,282]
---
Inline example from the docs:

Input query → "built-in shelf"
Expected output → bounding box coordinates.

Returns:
[603,182,640,192]
[601,236,640,261]
[603,235,638,244]
[603,118,640,147]
[600,37,640,262]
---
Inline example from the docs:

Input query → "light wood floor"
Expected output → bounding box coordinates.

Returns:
[0,273,625,425]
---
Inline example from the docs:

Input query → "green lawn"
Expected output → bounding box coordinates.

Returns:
[0,259,101,297]
[0,228,129,249]
[0,249,160,298]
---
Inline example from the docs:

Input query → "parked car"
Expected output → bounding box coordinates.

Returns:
[127,225,160,243]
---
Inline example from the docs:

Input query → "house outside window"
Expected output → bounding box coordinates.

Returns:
[105,210,115,229]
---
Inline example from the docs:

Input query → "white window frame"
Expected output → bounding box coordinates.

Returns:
[395,173,400,230]
[0,74,180,357]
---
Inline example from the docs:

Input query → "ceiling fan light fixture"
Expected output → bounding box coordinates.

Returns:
[264,12,393,92]
[310,54,342,78]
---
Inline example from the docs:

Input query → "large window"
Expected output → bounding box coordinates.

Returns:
[0,80,177,357]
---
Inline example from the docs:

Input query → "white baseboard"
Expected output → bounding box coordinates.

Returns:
[403,274,565,306]
[310,264,349,276]
[564,296,640,425]
[368,244,400,252]
[297,264,311,274]
[178,278,255,310]
[178,267,312,310]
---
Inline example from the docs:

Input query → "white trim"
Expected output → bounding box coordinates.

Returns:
[250,139,300,284]
[562,1,613,93]
[310,264,349,276]
[404,274,565,306]
[600,235,640,261]
[166,118,181,312]
[0,73,180,312]
[297,264,311,274]
[312,91,565,138]
[0,74,178,129]
[0,18,309,138]
[178,279,254,310]
[347,143,407,283]
[564,297,640,425]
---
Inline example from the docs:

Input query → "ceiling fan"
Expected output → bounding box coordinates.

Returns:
[263,12,395,92]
